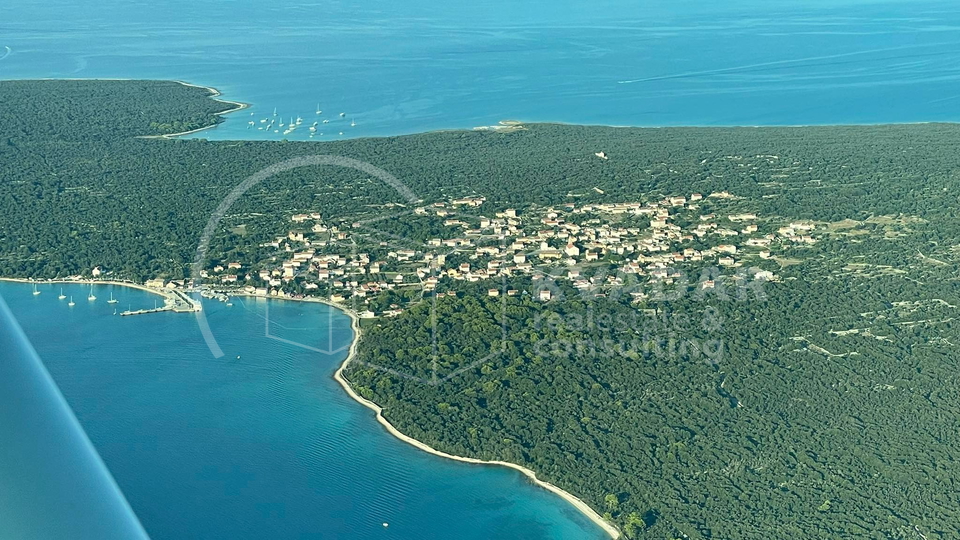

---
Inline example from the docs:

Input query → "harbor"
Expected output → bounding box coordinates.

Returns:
[1,278,201,316]
[243,104,355,140]
[120,289,201,316]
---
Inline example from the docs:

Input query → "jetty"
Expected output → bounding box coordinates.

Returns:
[121,307,169,317]
[121,289,201,316]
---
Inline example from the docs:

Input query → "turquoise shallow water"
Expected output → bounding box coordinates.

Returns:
[1,0,959,142]
[1,282,605,540]
[3,1,960,536]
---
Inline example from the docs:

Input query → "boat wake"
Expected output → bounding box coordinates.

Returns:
[72,56,88,74]
[616,41,960,84]
[0,46,11,62]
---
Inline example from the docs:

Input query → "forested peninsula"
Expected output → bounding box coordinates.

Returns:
[3,80,960,539]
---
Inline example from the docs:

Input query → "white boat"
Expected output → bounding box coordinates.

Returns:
[273,107,277,116]
[68,296,75,307]
[87,285,96,301]
[339,112,346,117]
[32,283,41,296]
[309,126,317,132]
[58,288,66,300]
[316,104,322,114]
[339,132,343,136]
[108,292,118,304]
[351,119,356,127]
[296,116,303,124]
[322,119,329,124]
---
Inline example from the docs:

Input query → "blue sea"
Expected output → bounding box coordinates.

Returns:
[3,0,960,537]
[2,282,605,539]
[2,0,959,142]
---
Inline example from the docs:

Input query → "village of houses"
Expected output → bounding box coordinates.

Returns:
[193,191,820,318]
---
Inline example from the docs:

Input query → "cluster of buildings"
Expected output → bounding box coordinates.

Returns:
[201,192,820,315]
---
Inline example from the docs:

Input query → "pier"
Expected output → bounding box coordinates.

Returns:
[120,289,201,316]
[121,307,170,316]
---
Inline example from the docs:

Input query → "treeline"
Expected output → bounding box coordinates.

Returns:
[0,79,235,142]
[348,261,960,538]
[3,80,960,539]
[2,80,960,282]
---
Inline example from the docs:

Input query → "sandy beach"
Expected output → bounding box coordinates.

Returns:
[3,277,619,538]
[232,291,620,537]
[141,80,248,139]
[330,304,622,539]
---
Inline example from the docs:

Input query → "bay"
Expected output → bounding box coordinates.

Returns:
[3,1,960,536]
[1,0,958,142]
[1,282,605,540]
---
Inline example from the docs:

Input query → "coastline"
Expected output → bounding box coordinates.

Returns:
[2,273,618,535]
[24,78,249,130]
[172,288,622,537]
[0,277,174,299]
[330,304,622,540]
[139,80,248,139]
[230,291,620,538]
[0,276,205,313]
[13,78,960,140]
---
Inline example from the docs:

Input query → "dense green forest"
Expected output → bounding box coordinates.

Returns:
[0,79,237,141]
[3,80,960,539]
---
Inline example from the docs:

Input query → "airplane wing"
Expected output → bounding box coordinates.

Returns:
[0,294,150,540]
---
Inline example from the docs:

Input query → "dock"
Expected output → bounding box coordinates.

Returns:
[121,307,170,316]
[120,289,202,316]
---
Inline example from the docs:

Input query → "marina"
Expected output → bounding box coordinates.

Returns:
[119,289,201,316]
[2,1,959,538]
[235,105,356,140]
[2,280,606,540]
[1,278,201,315]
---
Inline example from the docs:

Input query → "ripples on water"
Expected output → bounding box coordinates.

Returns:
[2,283,605,539]
[1,0,958,142]
[2,2,958,536]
